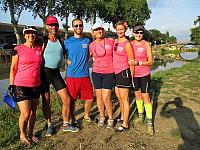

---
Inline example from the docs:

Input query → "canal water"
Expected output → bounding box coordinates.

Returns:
[0,60,186,106]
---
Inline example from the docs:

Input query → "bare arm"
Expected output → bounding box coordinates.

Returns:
[125,42,135,76]
[9,55,19,85]
[141,41,153,66]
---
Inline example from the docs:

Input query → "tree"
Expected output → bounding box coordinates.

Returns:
[191,16,200,44]
[25,0,56,35]
[190,27,200,44]
[99,0,151,28]
[53,0,74,38]
[0,0,25,44]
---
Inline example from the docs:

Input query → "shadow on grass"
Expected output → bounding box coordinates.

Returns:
[160,97,200,150]
[149,77,163,126]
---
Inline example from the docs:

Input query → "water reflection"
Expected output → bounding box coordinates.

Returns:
[179,44,199,60]
[179,51,199,61]
[151,60,185,74]
[0,60,185,105]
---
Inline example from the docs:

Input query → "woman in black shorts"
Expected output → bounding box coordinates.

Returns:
[9,26,42,144]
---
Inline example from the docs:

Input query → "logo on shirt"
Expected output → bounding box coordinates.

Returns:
[117,46,123,52]
[138,48,144,52]
[82,44,88,48]
[105,45,111,50]
[36,51,42,55]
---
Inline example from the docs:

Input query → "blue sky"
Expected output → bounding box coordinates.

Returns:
[0,0,199,43]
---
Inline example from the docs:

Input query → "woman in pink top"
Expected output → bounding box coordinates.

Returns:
[89,23,115,129]
[113,21,134,132]
[131,25,153,135]
[9,26,42,145]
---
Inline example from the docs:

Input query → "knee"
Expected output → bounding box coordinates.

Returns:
[20,111,30,120]
[103,97,111,104]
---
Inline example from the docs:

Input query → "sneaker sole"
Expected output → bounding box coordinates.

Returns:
[63,129,79,132]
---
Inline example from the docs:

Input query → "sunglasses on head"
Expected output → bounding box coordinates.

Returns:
[73,24,83,28]
[24,26,36,30]
[134,31,144,34]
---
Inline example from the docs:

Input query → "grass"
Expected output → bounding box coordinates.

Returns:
[0,58,200,149]
[170,127,181,138]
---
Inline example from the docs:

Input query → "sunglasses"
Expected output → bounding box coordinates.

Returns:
[48,23,59,27]
[94,28,104,31]
[24,31,36,34]
[73,24,83,28]
[114,43,119,51]
[134,31,144,34]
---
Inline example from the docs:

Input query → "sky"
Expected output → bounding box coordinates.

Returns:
[0,0,200,43]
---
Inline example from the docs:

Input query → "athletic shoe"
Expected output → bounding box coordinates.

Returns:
[98,117,105,127]
[147,125,154,136]
[146,119,154,136]
[115,126,129,132]
[63,123,79,132]
[134,113,144,124]
[134,117,144,124]
[46,124,55,137]
[106,119,114,129]
[83,117,93,124]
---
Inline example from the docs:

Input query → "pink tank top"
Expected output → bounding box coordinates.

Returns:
[131,40,150,77]
[89,38,114,74]
[113,39,129,74]
[14,44,42,87]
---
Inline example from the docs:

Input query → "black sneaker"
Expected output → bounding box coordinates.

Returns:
[115,126,129,132]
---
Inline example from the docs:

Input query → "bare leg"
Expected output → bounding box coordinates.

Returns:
[118,88,130,128]
[84,99,93,118]
[95,89,105,118]
[41,92,51,124]
[115,87,124,120]
[57,88,71,122]
[102,89,113,120]
[17,100,31,143]
[70,100,76,122]
[28,99,39,137]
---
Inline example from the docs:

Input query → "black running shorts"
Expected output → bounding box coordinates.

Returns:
[40,67,66,92]
[115,69,132,88]
[133,74,150,93]
[92,72,115,89]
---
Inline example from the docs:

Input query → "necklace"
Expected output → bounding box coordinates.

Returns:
[94,39,106,57]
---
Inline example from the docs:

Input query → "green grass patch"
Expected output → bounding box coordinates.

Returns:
[170,127,181,138]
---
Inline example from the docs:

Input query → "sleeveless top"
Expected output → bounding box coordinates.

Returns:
[89,38,114,74]
[42,39,63,69]
[14,44,42,87]
[113,39,129,74]
[131,40,150,77]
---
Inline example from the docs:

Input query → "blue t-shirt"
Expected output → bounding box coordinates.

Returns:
[43,40,63,69]
[64,36,90,77]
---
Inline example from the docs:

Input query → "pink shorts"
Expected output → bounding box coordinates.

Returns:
[66,77,93,101]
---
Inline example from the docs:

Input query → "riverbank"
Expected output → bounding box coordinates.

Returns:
[0,58,200,150]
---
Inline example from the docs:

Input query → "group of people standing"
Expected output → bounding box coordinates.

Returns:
[8,16,153,145]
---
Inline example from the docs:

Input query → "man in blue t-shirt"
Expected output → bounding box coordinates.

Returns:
[64,18,93,125]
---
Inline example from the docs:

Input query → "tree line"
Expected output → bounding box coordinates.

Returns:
[190,16,200,44]
[1,0,178,45]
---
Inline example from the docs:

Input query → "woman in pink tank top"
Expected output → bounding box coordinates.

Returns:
[113,21,135,132]
[9,26,42,144]
[89,23,115,128]
[131,25,154,135]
